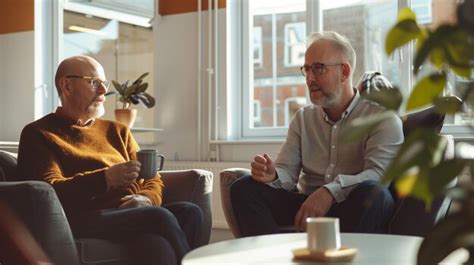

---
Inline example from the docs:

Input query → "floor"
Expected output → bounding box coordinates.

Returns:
[209,228,234,243]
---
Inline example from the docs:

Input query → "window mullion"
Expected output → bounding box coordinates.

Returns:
[272,13,277,127]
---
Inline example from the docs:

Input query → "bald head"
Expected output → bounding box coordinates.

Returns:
[55,55,103,97]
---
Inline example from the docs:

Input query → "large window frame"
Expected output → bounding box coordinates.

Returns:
[241,0,308,138]
[230,0,470,140]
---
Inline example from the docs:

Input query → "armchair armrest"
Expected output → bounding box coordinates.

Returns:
[160,169,213,246]
[0,181,79,265]
[220,168,250,238]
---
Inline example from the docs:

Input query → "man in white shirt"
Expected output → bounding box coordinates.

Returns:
[230,31,404,236]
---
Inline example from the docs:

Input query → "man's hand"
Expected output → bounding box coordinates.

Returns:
[294,187,334,231]
[250,153,277,183]
[119,194,152,208]
[105,160,141,189]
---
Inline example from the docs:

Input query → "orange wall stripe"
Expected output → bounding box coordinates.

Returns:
[0,0,34,34]
[159,0,226,16]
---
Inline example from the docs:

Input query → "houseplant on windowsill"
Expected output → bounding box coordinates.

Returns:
[344,1,473,264]
[105,72,155,128]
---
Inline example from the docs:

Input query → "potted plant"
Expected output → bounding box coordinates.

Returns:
[344,1,473,264]
[106,72,155,128]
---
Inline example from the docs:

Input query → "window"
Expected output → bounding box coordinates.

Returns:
[233,0,470,139]
[284,96,306,126]
[62,1,156,143]
[412,0,432,25]
[284,22,306,67]
[253,100,262,125]
[253,27,263,68]
[321,0,399,88]
[242,0,307,137]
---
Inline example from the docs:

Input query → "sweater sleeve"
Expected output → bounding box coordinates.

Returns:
[17,124,108,211]
[125,129,164,206]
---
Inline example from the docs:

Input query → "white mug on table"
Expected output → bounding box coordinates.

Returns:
[306,217,341,253]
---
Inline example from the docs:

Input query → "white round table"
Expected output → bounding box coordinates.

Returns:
[183,233,468,264]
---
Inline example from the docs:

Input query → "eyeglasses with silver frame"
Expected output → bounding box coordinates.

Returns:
[66,75,110,89]
[300,63,343,77]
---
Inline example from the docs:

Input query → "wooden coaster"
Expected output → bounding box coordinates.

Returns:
[292,246,357,262]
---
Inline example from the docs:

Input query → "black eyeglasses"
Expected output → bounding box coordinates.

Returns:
[300,63,343,77]
[66,75,110,89]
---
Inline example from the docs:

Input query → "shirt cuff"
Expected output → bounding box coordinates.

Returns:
[266,168,297,191]
[267,173,284,188]
[323,182,345,203]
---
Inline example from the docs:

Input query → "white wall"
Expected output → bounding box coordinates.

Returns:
[0,31,35,141]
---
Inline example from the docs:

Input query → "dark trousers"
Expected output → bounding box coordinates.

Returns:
[70,202,203,265]
[230,175,394,237]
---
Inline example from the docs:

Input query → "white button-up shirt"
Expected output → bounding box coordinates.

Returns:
[269,90,404,203]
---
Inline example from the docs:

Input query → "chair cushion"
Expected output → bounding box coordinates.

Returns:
[75,238,131,265]
[0,150,18,181]
[401,107,445,137]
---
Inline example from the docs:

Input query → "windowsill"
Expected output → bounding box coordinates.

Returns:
[210,138,285,145]
[441,124,474,141]
[131,127,163,133]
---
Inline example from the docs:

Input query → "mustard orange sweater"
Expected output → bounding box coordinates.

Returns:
[17,112,163,217]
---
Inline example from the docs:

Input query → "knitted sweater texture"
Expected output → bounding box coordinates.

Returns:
[17,113,163,217]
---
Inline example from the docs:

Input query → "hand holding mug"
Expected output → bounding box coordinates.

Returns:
[105,160,141,188]
[136,149,165,179]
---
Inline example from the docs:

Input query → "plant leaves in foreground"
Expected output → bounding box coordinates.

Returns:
[433,95,463,114]
[362,88,403,111]
[385,8,420,55]
[340,111,395,142]
[383,128,447,184]
[406,72,446,111]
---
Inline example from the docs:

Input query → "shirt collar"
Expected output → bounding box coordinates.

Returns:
[322,88,360,124]
[55,107,95,127]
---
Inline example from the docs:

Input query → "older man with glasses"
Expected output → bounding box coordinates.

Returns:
[231,31,404,236]
[16,55,202,265]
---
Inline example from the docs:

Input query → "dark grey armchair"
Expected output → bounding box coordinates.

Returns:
[0,150,213,265]
[220,107,457,238]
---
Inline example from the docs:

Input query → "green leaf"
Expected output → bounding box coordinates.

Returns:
[385,130,456,206]
[362,88,403,111]
[124,84,138,99]
[428,159,466,196]
[340,111,396,142]
[141,93,156,108]
[385,19,421,55]
[443,29,472,78]
[414,25,459,74]
[406,169,433,206]
[137,83,149,93]
[133,72,149,85]
[383,129,446,183]
[406,72,447,111]
[428,47,445,68]
[112,80,124,95]
[122,80,130,93]
[433,95,463,114]
[385,8,420,55]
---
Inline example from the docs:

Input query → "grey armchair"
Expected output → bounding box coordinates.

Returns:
[0,150,213,265]
[220,107,456,238]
